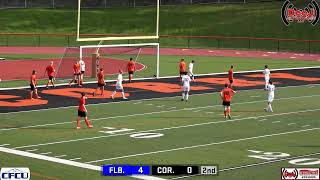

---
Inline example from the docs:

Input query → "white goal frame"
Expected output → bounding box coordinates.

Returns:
[80,43,160,78]
[77,0,160,42]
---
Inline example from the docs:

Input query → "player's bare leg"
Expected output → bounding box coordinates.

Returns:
[129,74,132,83]
[76,117,81,129]
[224,106,227,119]
[78,75,81,87]
[111,91,116,100]
[121,89,127,99]
[35,89,41,99]
[185,91,189,102]
[227,107,231,119]
[181,92,185,101]
[84,117,93,128]
[30,91,34,100]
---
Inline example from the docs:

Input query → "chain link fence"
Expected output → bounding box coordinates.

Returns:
[0,0,284,9]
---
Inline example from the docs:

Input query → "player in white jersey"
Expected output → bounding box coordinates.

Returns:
[111,70,127,100]
[188,60,195,81]
[181,72,191,102]
[263,65,270,90]
[264,80,275,112]
[79,59,85,85]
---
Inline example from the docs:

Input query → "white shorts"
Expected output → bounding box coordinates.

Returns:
[183,86,190,92]
[268,95,274,103]
[116,84,123,90]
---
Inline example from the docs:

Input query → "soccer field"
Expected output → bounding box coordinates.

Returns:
[0,81,319,180]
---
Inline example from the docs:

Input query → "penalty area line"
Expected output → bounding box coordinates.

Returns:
[0,147,167,180]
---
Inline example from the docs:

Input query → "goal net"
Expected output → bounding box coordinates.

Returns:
[56,43,159,82]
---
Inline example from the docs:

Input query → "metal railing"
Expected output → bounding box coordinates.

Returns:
[0,33,319,53]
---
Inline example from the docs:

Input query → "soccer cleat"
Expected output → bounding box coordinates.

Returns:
[37,96,42,99]
[76,127,81,130]
[111,95,114,100]
[185,100,188,102]
[228,115,231,119]
[88,125,93,128]
[123,97,128,100]
[181,99,184,101]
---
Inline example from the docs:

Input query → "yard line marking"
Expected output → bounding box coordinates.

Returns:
[40,152,52,155]
[250,95,261,98]
[193,110,202,113]
[54,155,67,158]
[232,115,240,118]
[1,83,319,115]
[2,94,320,133]
[206,112,213,114]
[102,127,116,130]
[68,157,82,161]
[26,149,38,152]
[0,147,167,180]
[272,121,281,124]
[0,144,10,147]
[156,105,165,108]
[170,152,320,180]
[258,119,268,122]
[85,128,320,163]
[288,123,296,125]
[302,125,311,128]
[13,108,320,149]
[167,107,176,110]
[133,102,142,104]
[146,104,153,106]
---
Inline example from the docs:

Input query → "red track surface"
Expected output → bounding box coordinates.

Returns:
[0,47,319,81]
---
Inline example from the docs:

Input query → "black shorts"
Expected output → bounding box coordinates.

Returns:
[128,71,134,75]
[78,110,87,117]
[81,71,85,74]
[98,83,105,87]
[30,84,36,91]
[49,76,54,81]
[222,101,231,106]
[180,71,186,75]
[229,79,233,84]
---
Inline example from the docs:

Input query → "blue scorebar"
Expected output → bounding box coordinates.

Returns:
[102,165,150,176]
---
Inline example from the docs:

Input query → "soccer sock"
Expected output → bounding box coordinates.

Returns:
[224,110,226,117]
[84,118,92,127]
[129,75,132,82]
[121,91,125,98]
[268,104,273,112]
[69,79,74,84]
[186,93,189,100]
[30,92,33,99]
[111,91,116,97]
[182,93,185,100]
[228,107,231,116]
[77,118,81,128]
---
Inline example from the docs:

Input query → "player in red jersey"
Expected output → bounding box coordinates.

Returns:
[220,83,236,119]
[127,58,136,83]
[69,61,81,87]
[76,92,93,129]
[29,70,41,99]
[228,65,234,86]
[179,59,186,81]
[93,68,106,96]
[45,61,56,88]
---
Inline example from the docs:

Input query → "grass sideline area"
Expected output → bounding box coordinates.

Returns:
[0,84,319,180]
[1,54,320,88]
[0,2,320,51]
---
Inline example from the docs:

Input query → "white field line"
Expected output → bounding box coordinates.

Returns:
[170,152,320,180]
[13,108,320,151]
[68,157,82,161]
[272,121,281,124]
[258,119,268,122]
[288,123,296,126]
[0,147,166,180]
[206,112,213,114]
[0,144,10,147]
[156,105,165,108]
[192,110,202,113]
[302,125,311,128]
[167,107,176,110]
[1,83,319,115]
[40,152,52,155]
[1,94,320,134]
[54,154,67,158]
[85,128,320,163]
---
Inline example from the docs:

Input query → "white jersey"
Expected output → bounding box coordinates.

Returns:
[267,84,275,97]
[188,63,194,73]
[116,74,123,88]
[182,75,191,92]
[263,68,270,79]
[79,60,85,72]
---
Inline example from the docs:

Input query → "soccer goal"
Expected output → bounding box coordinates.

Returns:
[79,43,160,81]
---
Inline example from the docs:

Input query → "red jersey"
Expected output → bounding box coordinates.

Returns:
[73,63,80,74]
[30,74,36,86]
[46,65,55,77]
[127,61,135,72]
[78,96,86,112]
[98,71,105,84]
[221,87,234,102]
[228,69,233,80]
[179,61,186,72]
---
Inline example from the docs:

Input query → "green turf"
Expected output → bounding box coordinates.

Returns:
[0,84,319,180]
[0,2,319,51]
[1,54,320,88]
